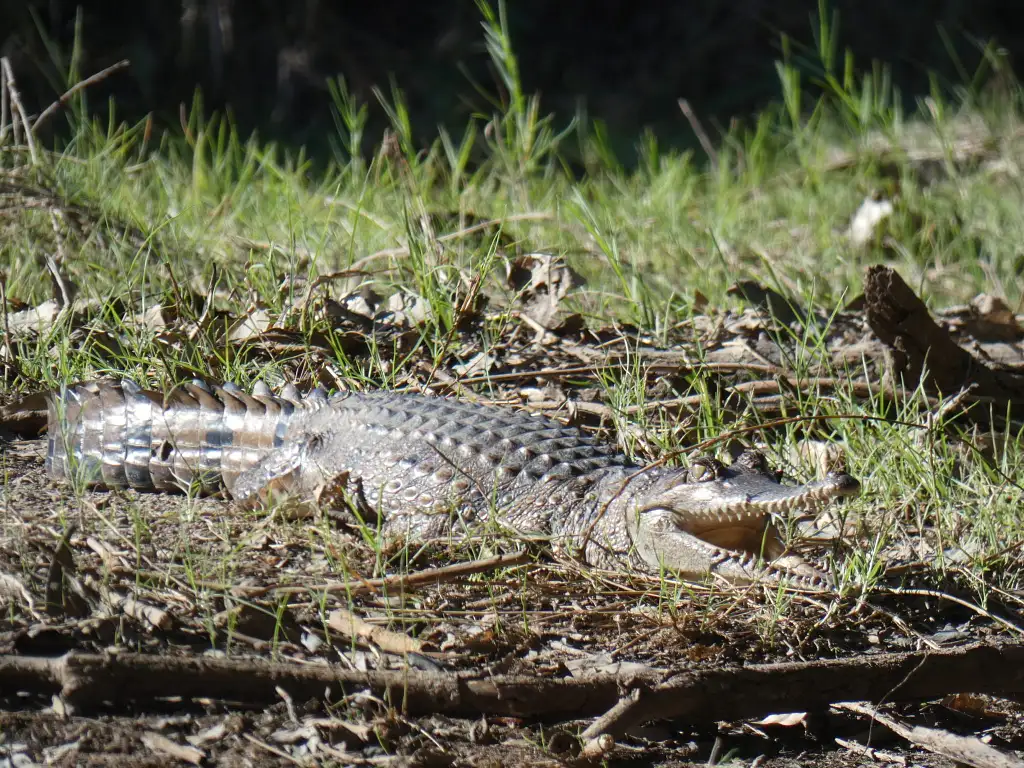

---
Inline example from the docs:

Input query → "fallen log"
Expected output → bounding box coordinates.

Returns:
[4,642,1024,736]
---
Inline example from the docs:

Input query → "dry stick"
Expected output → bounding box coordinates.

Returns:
[32,59,130,134]
[834,702,1024,768]
[231,549,531,598]
[241,734,302,766]
[82,575,173,632]
[882,586,1024,637]
[678,98,718,171]
[834,737,907,765]
[522,377,896,419]
[0,272,13,364]
[326,608,423,656]
[140,732,205,766]
[451,361,785,387]
[47,212,78,307]
[576,734,616,764]
[7,642,1024,725]
[579,688,644,744]
[0,61,9,142]
[0,58,37,164]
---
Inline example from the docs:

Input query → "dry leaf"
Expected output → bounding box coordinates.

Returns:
[306,717,377,743]
[507,252,581,328]
[187,720,231,748]
[378,291,430,328]
[753,712,808,727]
[228,309,273,342]
[131,303,176,331]
[942,693,1014,719]
[6,300,60,335]
[453,351,497,378]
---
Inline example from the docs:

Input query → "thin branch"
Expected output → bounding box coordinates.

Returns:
[0,58,37,164]
[835,702,1022,768]
[0,272,13,364]
[1,61,9,143]
[33,59,131,133]
[678,98,718,171]
[230,549,532,598]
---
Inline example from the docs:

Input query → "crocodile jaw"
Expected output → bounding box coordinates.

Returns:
[629,454,861,584]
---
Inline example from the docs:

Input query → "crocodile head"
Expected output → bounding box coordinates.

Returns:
[627,449,860,585]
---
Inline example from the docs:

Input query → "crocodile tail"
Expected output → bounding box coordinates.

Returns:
[45,379,312,495]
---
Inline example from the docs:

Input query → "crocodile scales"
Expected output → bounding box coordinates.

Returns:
[45,379,861,583]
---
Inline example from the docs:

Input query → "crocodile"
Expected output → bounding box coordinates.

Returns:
[44,379,861,584]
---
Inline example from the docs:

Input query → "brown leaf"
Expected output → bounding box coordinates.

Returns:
[507,252,582,328]
[453,351,497,378]
[131,303,177,331]
[227,309,273,342]
[6,300,60,335]
[727,280,802,325]
[0,391,49,435]
[942,692,1014,719]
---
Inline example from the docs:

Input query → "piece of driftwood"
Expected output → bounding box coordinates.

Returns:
[864,265,1024,409]
[5,642,1024,735]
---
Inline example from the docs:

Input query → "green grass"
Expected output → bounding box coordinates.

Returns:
[4,2,1024,619]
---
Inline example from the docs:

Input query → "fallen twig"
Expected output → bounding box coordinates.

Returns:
[0,58,37,164]
[234,549,532,599]
[835,736,906,764]
[0,61,8,143]
[33,59,130,134]
[83,575,173,631]
[835,701,1023,768]
[678,98,718,171]
[140,731,205,766]
[580,688,644,742]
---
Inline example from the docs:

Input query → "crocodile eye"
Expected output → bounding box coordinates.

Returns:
[688,459,719,482]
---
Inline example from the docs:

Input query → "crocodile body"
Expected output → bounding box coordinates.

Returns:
[45,380,861,584]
